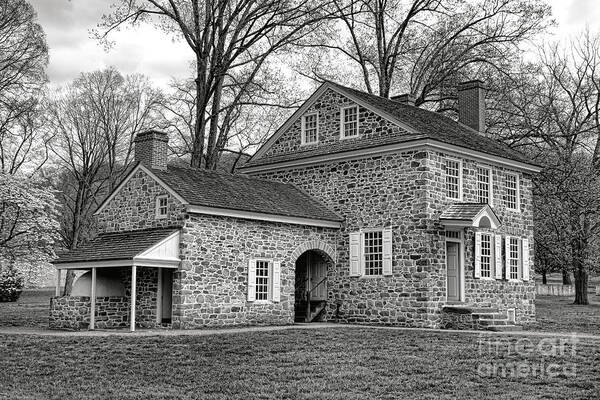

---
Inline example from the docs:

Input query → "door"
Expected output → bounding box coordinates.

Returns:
[446,242,460,301]
[161,269,173,323]
[309,259,327,301]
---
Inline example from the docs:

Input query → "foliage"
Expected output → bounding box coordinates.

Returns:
[0,173,59,289]
[101,0,333,169]
[0,0,50,174]
[0,264,24,302]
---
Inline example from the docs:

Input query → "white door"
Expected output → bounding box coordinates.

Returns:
[446,242,460,301]
[309,260,327,301]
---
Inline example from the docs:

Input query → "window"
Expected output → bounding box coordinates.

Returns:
[477,167,492,205]
[301,113,318,144]
[445,159,461,199]
[155,195,168,219]
[505,173,519,210]
[363,231,383,276]
[508,237,520,280]
[255,260,270,301]
[341,106,359,139]
[480,233,492,278]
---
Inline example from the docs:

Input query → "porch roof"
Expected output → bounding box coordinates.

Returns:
[53,227,181,269]
[440,203,501,229]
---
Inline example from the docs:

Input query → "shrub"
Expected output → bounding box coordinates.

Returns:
[0,266,24,302]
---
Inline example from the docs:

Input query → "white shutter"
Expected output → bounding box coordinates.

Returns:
[272,261,281,302]
[522,238,530,281]
[349,232,361,276]
[505,236,511,279]
[474,231,482,278]
[382,228,393,276]
[494,234,503,280]
[247,259,256,301]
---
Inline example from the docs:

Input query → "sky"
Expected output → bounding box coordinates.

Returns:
[30,0,600,89]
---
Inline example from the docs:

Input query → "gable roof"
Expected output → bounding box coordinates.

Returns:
[54,227,180,264]
[150,166,342,224]
[242,81,538,172]
[440,203,501,229]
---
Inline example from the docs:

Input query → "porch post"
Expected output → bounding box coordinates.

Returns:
[89,267,97,330]
[55,269,62,297]
[156,267,162,324]
[130,265,137,332]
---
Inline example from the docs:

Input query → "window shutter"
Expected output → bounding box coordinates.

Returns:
[382,228,393,276]
[272,261,281,302]
[247,259,256,301]
[505,236,511,278]
[494,234,503,280]
[349,232,361,276]
[522,238,530,281]
[474,231,482,278]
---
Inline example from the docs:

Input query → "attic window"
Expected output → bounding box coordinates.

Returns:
[155,195,168,219]
[301,113,318,145]
[340,105,359,139]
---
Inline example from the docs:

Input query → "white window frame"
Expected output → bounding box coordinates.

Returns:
[155,195,168,219]
[479,233,493,279]
[340,105,359,140]
[362,229,384,276]
[301,112,319,145]
[254,259,272,302]
[505,172,520,211]
[444,158,463,200]
[476,166,493,206]
[507,236,521,281]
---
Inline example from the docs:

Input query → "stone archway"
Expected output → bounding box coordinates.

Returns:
[291,240,336,264]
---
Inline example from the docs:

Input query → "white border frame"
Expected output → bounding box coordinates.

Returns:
[155,194,169,219]
[444,157,463,201]
[339,105,359,140]
[445,230,465,302]
[476,165,494,207]
[301,112,319,145]
[505,172,520,211]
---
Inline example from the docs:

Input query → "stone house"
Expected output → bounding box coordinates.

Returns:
[50,80,540,331]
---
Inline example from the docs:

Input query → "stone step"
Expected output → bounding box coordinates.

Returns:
[486,325,523,332]
[442,305,499,314]
[479,318,509,326]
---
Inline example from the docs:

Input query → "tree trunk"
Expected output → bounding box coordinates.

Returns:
[562,269,572,285]
[573,267,589,305]
[542,271,547,285]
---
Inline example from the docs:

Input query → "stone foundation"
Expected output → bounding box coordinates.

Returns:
[49,296,129,329]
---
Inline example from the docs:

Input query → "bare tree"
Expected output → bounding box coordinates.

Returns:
[297,0,550,102]
[0,0,49,174]
[101,0,334,169]
[48,68,162,294]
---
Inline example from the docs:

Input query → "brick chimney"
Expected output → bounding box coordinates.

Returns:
[458,80,486,132]
[134,130,169,171]
[391,93,416,106]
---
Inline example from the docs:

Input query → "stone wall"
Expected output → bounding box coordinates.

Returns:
[173,214,339,328]
[250,84,536,328]
[49,267,160,330]
[96,169,185,234]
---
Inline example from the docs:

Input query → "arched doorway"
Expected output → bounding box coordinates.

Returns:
[294,250,334,322]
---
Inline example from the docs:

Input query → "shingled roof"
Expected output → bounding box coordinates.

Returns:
[54,227,180,264]
[150,166,343,223]
[243,81,535,169]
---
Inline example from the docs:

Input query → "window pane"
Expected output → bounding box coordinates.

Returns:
[509,237,519,280]
[477,167,490,204]
[303,114,318,143]
[505,174,518,209]
[364,231,383,275]
[480,234,491,278]
[255,261,270,300]
[343,107,358,138]
[445,160,460,199]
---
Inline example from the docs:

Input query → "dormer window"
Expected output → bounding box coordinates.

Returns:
[155,195,168,219]
[340,105,359,139]
[301,113,318,145]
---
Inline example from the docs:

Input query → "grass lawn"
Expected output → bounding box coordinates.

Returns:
[529,295,600,335]
[0,289,53,328]
[1,291,599,399]
[1,329,599,399]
